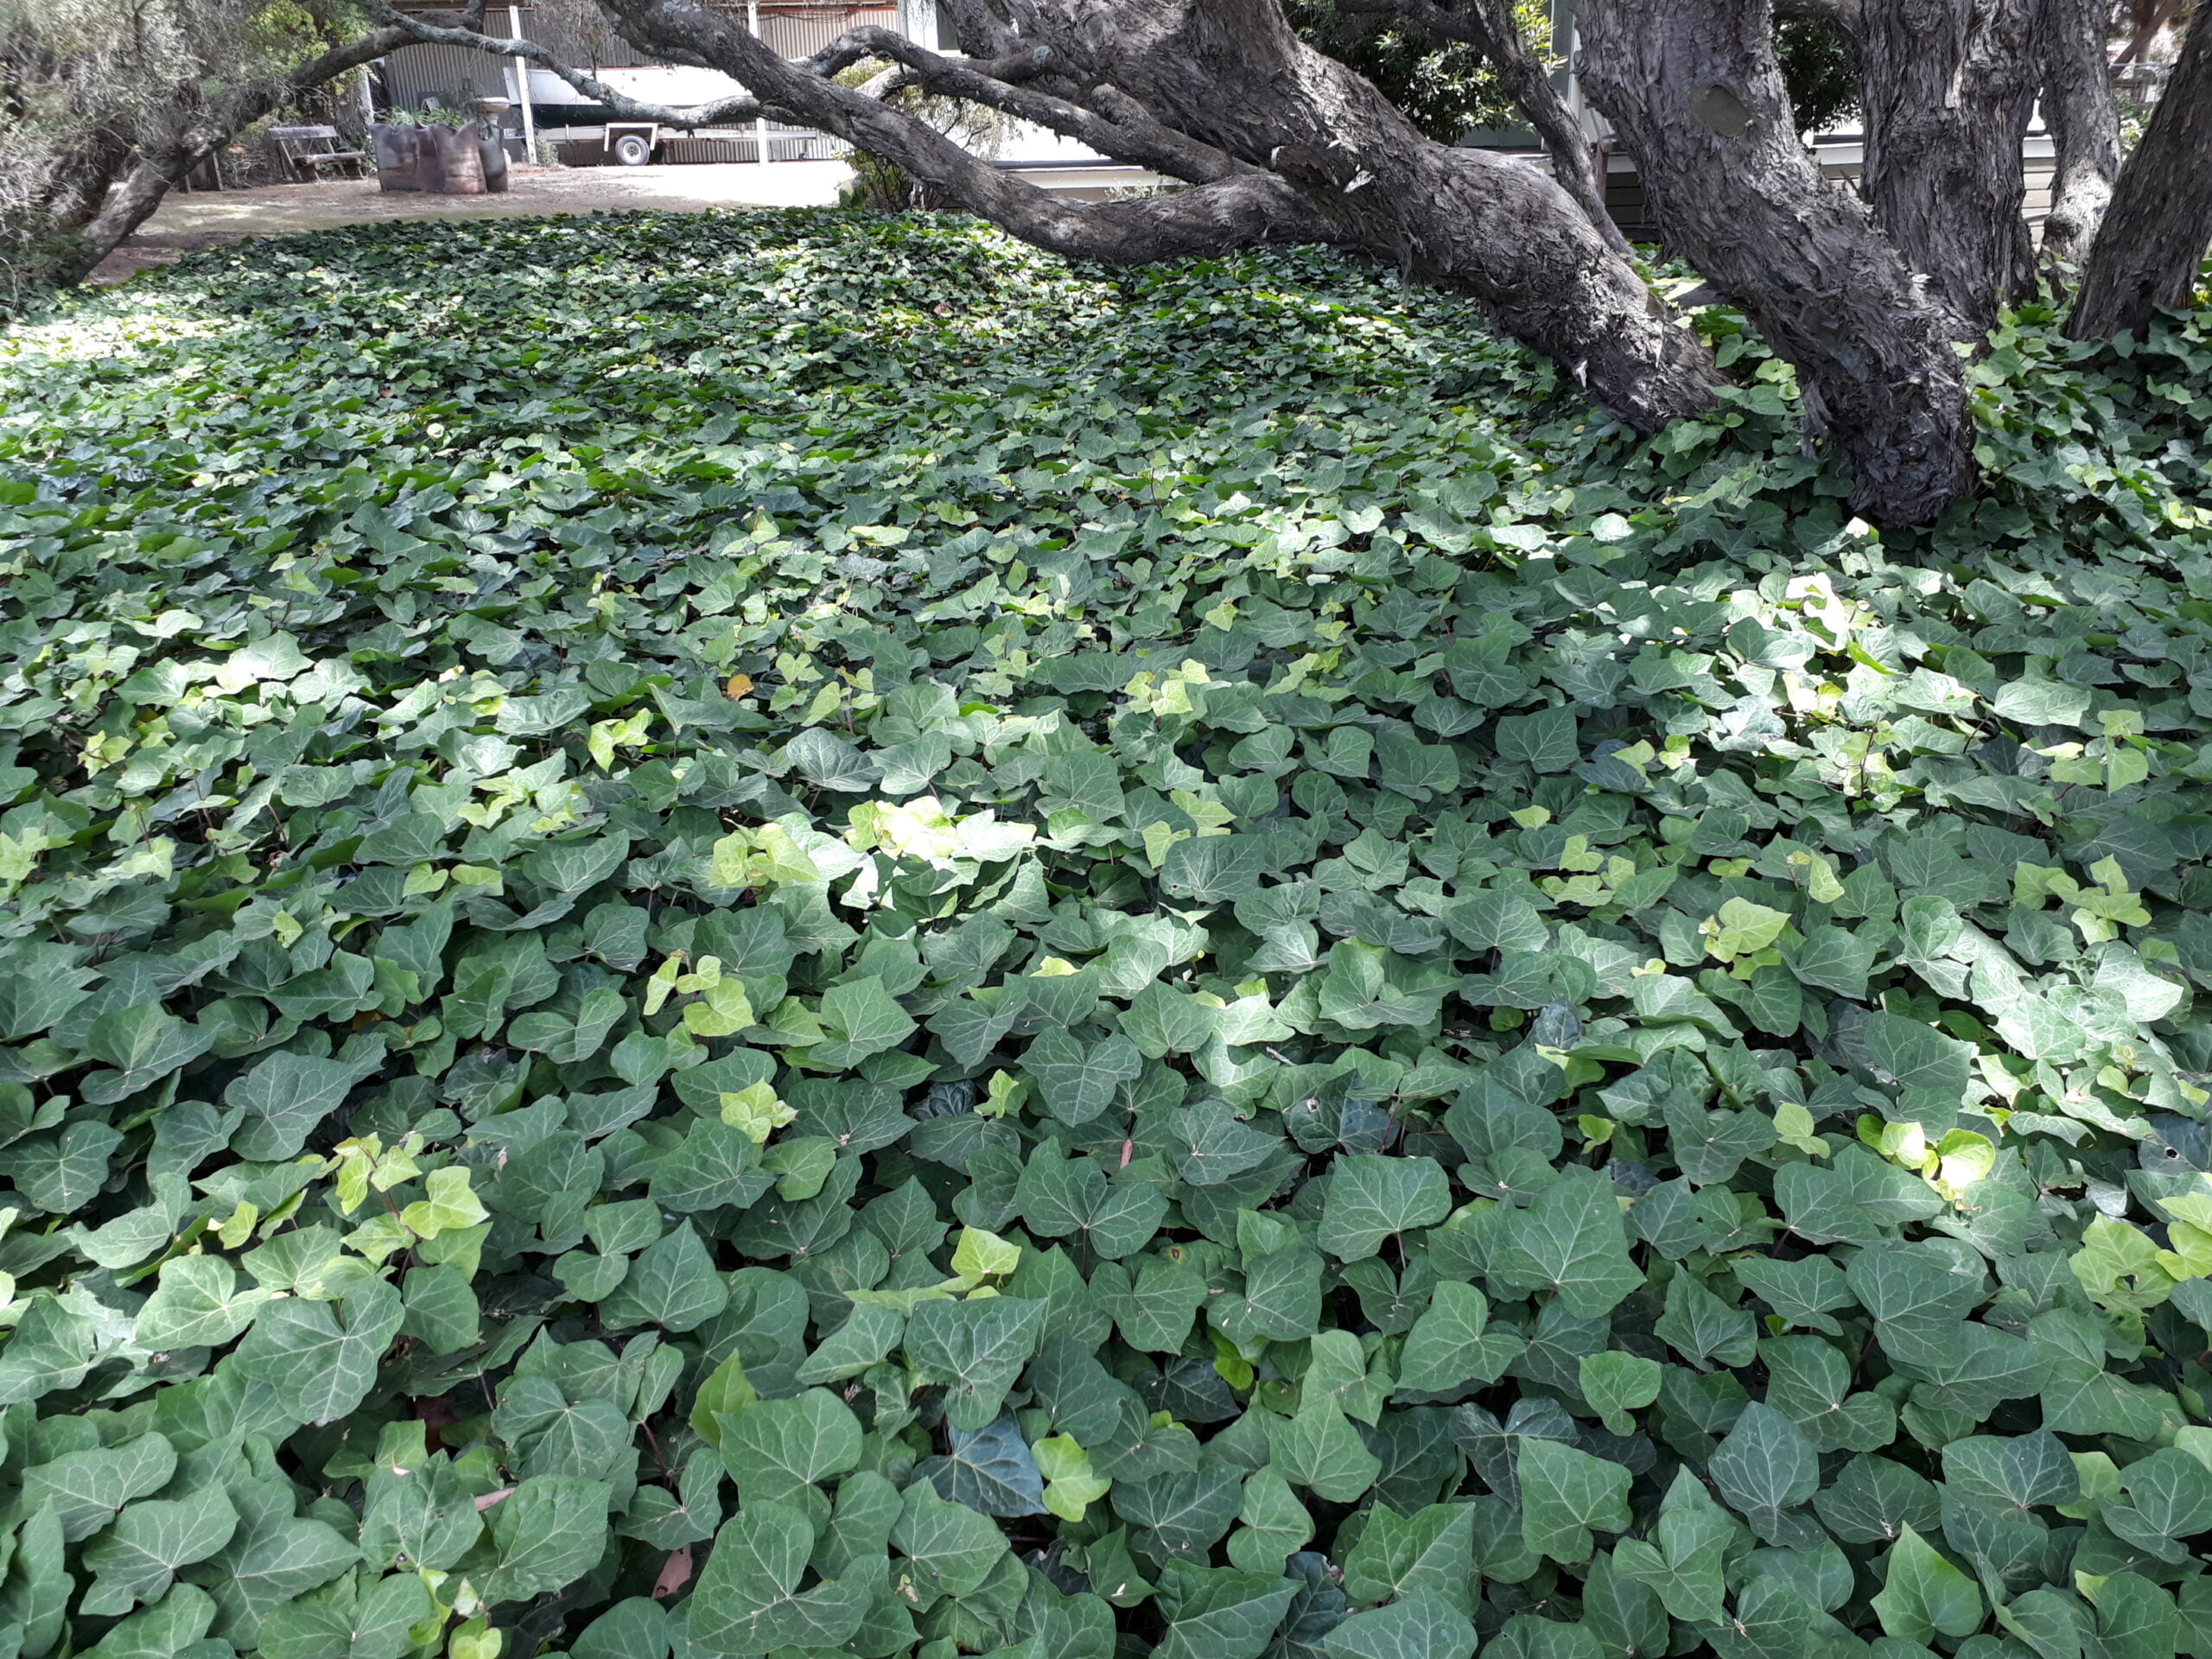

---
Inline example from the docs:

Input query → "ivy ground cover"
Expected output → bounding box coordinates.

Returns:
[4,210,2212,1659]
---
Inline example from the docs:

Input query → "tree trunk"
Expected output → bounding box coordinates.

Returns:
[597,0,1722,432]
[34,129,135,233]
[1334,0,1634,256]
[1858,0,2037,337]
[1579,0,1975,524]
[2071,13,2212,340]
[42,21,418,289]
[2037,0,2123,265]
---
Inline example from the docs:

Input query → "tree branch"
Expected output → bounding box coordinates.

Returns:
[1331,0,1630,253]
[804,27,1261,185]
[55,13,433,283]
[394,0,1341,262]
[372,6,772,127]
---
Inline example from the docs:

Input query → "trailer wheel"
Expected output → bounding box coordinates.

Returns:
[612,133,652,166]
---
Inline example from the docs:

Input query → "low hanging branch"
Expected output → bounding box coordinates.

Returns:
[377,3,1347,262]
[46,10,450,286]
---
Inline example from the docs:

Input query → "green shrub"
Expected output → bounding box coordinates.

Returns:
[2,212,2212,1659]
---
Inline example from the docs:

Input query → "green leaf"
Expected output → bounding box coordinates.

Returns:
[807,976,917,1068]
[80,1484,238,1615]
[1268,1398,1381,1503]
[715,1389,864,1502]
[1611,1468,1735,1623]
[136,1255,272,1349]
[906,1295,1046,1429]
[1577,1351,1663,1436]
[1871,1526,1984,1643]
[1326,1593,1477,1659]
[1707,1402,1820,1543]
[474,1477,612,1605]
[1491,1165,1643,1317]
[1342,1502,1476,1615]
[1517,1437,1630,1564]
[1318,1154,1451,1262]
[891,1476,1009,1601]
[1843,1244,1980,1370]
[23,1434,179,1541]
[1225,1466,1312,1573]
[690,1497,868,1656]
[1155,1562,1300,1659]
[1398,1280,1517,1394]
[598,1222,729,1332]
[234,1278,404,1427]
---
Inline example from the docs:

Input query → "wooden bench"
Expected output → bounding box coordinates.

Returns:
[269,125,368,182]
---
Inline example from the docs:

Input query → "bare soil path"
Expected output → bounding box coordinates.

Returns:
[91,160,854,283]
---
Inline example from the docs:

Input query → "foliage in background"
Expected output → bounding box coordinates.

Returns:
[833,65,1013,213]
[4,213,2212,1659]
[0,0,372,304]
[1284,0,1557,141]
[1773,19,1861,136]
[1283,3,1859,143]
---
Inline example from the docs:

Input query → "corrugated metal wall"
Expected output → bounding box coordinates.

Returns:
[380,42,514,112]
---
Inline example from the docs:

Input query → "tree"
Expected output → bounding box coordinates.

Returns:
[384,0,2211,528]
[0,0,472,296]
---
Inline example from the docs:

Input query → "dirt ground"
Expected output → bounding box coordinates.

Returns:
[89,159,854,283]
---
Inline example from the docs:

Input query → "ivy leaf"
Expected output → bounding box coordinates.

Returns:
[1318,1154,1451,1262]
[915,1414,1047,1517]
[474,1478,613,1605]
[1871,1526,1984,1644]
[690,1497,868,1656]
[1517,1438,1630,1564]
[1397,1280,1519,1394]
[1491,1166,1643,1317]
[1156,1562,1300,1659]
[234,1279,405,1427]
[891,1477,1009,1601]
[79,1484,238,1615]
[715,1389,863,1502]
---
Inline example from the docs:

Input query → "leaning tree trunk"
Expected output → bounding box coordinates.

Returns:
[2037,0,2123,265]
[2070,13,2212,340]
[1578,0,1975,524]
[591,0,1723,432]
[1858,0,2038,337]
[44,21,417,287]
[1334,0,1633,256]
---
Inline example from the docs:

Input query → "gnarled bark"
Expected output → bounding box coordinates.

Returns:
[2071,13,2212,340]
[1578,0,1974,523]
[44,16,442,286]
[2037,0,2123,265]
[580,0,1720,431]
[1858,0,2037,337]
[1331,0,1632,256]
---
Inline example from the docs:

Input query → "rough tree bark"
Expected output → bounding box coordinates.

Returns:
[1578,0,1974,522]
[37,8,493,288]
[553,0,1723,432]
[406,0,1719,429]
[1328,0,1632,256]
[1857,0,2038,337]
[2037,0,2124,265]
[2071,13,2212,340]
